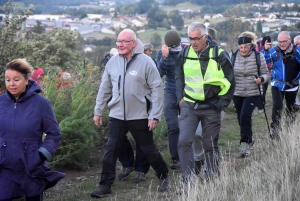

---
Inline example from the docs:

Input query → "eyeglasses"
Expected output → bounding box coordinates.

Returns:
[187,34,206,43]
[278,40,289,44]
[115,40,133,45]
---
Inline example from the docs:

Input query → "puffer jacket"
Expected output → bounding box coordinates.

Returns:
[94,39,163,121]
[0,80,65,199]
[232,50,269,97]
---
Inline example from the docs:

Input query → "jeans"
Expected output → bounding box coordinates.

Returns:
[233,95,260,143]
[271,86,298,127]
[178,101,221,178]
[100,118,168,187]
[164,89,180,160]
[118,137,150,174]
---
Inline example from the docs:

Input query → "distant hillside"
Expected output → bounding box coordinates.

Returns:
[0,0,91,6]
[163,0,299,6]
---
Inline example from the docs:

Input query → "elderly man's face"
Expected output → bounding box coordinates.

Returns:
[117,31,136,59]
[278,33,291,51]
[188,30,208,53]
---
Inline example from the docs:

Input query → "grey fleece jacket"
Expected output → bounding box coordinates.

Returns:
[232,50,269,97]
[94,39,163,121]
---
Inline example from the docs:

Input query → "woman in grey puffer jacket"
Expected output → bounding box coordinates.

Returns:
[232,31,269,158]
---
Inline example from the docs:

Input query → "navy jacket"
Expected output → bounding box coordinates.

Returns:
[0,80,65,198]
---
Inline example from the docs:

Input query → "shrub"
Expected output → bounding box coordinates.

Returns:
[45,66,101,170]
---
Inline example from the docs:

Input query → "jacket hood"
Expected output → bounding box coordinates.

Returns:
[133,38,144,55]
[6,80,42,102]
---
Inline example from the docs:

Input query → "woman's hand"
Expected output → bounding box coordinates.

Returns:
[254,77,262,84]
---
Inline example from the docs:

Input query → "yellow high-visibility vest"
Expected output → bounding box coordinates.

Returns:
[183,46,231,102]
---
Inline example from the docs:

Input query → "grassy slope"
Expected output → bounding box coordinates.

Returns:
[40,89,275,201]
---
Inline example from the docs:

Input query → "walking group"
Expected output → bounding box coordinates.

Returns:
[1,21,300,200]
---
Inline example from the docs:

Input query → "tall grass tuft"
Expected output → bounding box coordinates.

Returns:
[148,116,300,201]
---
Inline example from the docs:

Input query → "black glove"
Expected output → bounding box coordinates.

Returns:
[39,152,47,162]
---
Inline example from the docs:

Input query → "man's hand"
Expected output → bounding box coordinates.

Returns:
[94,115,103,127]
[179,98,184,106]
[162,44,169,59]
[264,40,272,50]
[148,119,159,131]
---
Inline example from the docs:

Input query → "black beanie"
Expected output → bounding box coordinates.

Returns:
[262,36,271,46]
[164,30,181,48]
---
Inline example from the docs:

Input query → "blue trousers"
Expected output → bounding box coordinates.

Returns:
[164,89,180,160]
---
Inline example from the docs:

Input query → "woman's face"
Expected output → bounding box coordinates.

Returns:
[5,69,28,99]
[238,44,251,56]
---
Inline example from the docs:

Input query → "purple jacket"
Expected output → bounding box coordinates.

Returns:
[0,80,65,199]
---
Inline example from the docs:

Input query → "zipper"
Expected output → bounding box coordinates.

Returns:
[118,75,121,96]
[123,60,126,120]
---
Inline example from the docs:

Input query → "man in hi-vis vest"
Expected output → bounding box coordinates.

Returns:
[176,22,235,181]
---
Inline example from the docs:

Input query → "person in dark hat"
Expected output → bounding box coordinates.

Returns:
[156,30,182,169]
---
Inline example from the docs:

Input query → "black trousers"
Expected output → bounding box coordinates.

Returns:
[271,86,298,127]
[233,95,260,143]
[118,136,150,174]
[100,118,168,186]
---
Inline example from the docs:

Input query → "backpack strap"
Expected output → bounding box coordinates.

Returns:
[182,45,191,64]
[231,50,238,67]
[254,49,261,76]
[211,45,221,70]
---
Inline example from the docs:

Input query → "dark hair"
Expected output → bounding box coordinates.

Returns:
[6,58,33,79]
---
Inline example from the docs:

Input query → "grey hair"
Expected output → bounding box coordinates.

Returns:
[238,31,257,48]
[187,22,208,35]
[208,27,217,40]
[294,35,300,44]
[278,31,291,40]
[119,29,137,40]
[144,43,153,51]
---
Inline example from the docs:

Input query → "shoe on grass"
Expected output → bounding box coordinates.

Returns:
[118,167,134,180]
[170,159,180,170]
[195,160,205,175]
[157,177,170,192]
[133,171,146,183]
[90,185,112,198]
[238,142,250,158]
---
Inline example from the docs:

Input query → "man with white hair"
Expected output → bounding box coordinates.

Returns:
[91,29,169,198]
[263,31,300,138]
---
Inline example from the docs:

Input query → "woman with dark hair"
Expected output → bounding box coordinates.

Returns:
[232,32,269,157]
[0,58,65,201]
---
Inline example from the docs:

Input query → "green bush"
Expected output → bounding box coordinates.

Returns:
[45,67,101,170]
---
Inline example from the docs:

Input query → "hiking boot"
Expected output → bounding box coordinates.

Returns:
[90,185,112,198]
[133,172,146,183]
[118,167,134,180]
[238,142,250,158]
[169,159,180,170]
[270,129,280,140]
[157,177,170,192]
[195,160,205,175]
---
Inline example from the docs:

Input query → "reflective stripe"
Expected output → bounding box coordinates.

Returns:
[185,76,203,82]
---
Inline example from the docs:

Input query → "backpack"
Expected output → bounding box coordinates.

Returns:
[275,45,297,61]
[182,45,222,70]
[231,49,261,75]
